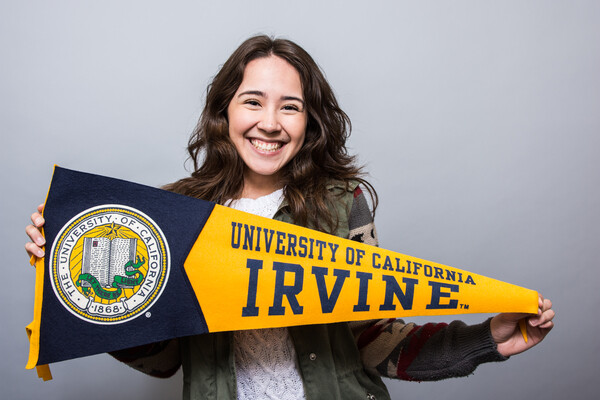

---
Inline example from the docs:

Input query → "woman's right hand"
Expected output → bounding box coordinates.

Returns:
[25,203,46,259]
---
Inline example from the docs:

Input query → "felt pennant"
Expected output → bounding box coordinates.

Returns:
[26,166,538,376]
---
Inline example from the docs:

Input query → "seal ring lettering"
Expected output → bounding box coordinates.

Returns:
[50,205,170,324]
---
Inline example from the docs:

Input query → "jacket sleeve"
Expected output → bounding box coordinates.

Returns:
[109,339,182,378]
[347,187,507,381]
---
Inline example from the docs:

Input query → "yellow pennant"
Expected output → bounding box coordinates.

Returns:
[185,205,538,332]
[28,167,538,378]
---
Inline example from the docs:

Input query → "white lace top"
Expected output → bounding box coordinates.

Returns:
[227,189,306,400]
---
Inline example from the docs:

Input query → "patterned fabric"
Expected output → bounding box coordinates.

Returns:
[234,328,304,400]
[225,188,284,218]
[348,186,378,246]
[347,188,505,381]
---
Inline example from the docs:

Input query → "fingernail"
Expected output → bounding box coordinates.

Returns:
[35,237,46,246]
[36,249,45,257]
[35,217,44,226]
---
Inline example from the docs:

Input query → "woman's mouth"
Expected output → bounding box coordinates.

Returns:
[249,138,284,152]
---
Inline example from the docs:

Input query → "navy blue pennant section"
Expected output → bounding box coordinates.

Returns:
[35,166,214,365]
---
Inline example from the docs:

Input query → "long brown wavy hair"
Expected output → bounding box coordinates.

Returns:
[165,35,377,233]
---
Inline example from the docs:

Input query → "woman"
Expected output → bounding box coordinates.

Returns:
[26,35,554,400]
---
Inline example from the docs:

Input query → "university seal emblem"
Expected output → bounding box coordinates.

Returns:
[50,205,170,324]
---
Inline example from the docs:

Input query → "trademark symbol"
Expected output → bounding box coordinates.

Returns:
[145,312,152,318]
[459,304,469,310]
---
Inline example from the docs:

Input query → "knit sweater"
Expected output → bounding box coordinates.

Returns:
[228,188,305,399]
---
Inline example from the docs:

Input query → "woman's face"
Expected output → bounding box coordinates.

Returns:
[227,55,307,196]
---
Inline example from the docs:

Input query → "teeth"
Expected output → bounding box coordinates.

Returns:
[250,139,282,152]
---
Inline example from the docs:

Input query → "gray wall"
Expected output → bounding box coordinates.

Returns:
[2,1,598,399]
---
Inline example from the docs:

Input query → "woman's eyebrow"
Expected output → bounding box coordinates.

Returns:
[238,90,265,98]
[238,91,304,105]
[281,96,305,106]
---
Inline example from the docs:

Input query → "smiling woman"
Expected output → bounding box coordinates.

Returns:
[227,56,307,199]
[163,35,376,234]
[24,34,555,400]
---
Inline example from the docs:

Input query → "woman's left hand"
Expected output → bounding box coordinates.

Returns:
[490,295,555,357]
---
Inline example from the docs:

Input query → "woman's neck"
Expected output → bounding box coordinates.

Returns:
[241,171,283,199]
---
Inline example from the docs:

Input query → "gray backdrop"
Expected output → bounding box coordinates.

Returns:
[2,1,598,399]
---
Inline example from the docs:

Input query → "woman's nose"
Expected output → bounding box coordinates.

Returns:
[257,109,281,133]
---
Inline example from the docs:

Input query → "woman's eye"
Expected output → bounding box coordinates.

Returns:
[282,104,300,112]
[245,100,261,107]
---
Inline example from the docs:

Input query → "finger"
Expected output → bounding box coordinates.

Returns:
[542,308,555,323]
[30,212,45,228]
[25,224,45,246]
[538,320,554,330]
[37,203,45,213]
[537,294,545,312]
[497,312,529,323]
[25,241,44,258]
[542,298,552,312]
[530,308,555,327]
